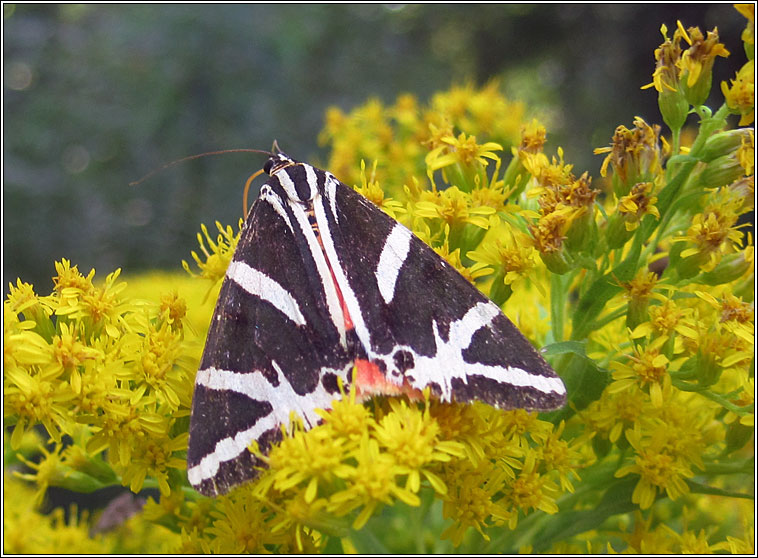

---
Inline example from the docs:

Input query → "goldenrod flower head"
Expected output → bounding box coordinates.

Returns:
[206,494,279,553]
[5,278,50,326]
[429,82,525,143]
[373,398,462,493]
[644,24,682,94]
[681,318,752,386]
[14,443,67,506]
[735,3,755,58]
[425,131,502,171]
[120,432,189,495]
[182,220,241,287]
[528,149,597,217]
[675,22,730,106]
[621,269,659,301]
[674,186,748,275]
[535,421,587,493]
[53,258,95,294]
[517,119,547,154]
[330,436,420,529]
[521,148,573,194]
[615,419,704,509]
[643,24,690,130]
[610,346,671,407]
[619,269,664,330]
[440,462,507,545]
[423,120,456,152]
[736,128,754,176]
[5,362,74,447]
[595,117,664,195]
[414,185,495,231]
[467,224,542,292]
[352,159,406,220]
[630,296,697,346]
[268,423,352,498]
[617,181,660,231]
[528,205,584,274]
[721,61,755,126]
[582,389,647,445]
[501,452,559,518]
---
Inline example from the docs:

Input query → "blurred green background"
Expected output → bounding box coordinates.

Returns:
[3,4,747,293]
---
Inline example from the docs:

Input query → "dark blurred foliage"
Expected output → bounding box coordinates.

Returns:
[3,4,747,293]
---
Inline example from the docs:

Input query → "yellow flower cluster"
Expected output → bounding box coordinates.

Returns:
[4,5,754,554]
[4,259,198,548]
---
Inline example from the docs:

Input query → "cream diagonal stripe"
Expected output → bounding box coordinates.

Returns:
[188,361,351,486]
[375,223,412,304]
[226,260,306,326]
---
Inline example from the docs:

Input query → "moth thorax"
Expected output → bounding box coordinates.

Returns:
[275,163,320,203]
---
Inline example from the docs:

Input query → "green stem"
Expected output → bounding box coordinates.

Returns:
[671,380,755,414]
[701,458,754,476]
[551,273,569,342]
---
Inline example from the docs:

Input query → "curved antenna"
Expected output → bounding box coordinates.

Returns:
[243,168,266,216]
[129,148,274,187]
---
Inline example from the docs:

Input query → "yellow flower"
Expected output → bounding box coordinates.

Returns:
[329,436,420,529]
[119,432,189,495]
[528,206,583,273]
[535,421,587,493]
[352,160,406,220]
[500,452,559,520]
[206,493,279,553]
[721,61,755,125]
[4,362,74,447]
[609,346,671,407]
[14,443,67,506]
[182,221,241,287]
[675,21,730,106]
[736,129,754,176]
[372,398,462,493]
[467,224,542,293]
[735,4,755,52]
[642,24,690,130]
[53,258,95,294]
[615,424,697,509]
[643,24,681,93]
[440,460,512,545]
[617,181,660,231]
[268,424,353,501]
[160,291,187,328]
[695,290,754,342]
[595,117,664,195]
[517,119,547,154]
[582,389,646,445]
[425,132,502,171]
[674,186,749,275]
[414,186,495,231]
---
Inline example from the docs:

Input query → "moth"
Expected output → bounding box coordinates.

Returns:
[187,148,566,496]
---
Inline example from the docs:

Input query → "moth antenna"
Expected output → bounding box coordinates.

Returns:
[243,168,266,216]
[129,148,273,187]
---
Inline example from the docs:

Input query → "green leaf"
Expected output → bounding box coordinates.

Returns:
[571,242,640,340]
[541,340,588,358]
[517,477,639,553]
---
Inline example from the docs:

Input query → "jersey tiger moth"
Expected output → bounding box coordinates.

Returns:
[187,148,567,496]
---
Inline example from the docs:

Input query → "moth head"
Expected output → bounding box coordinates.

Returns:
[264,153,296,175]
